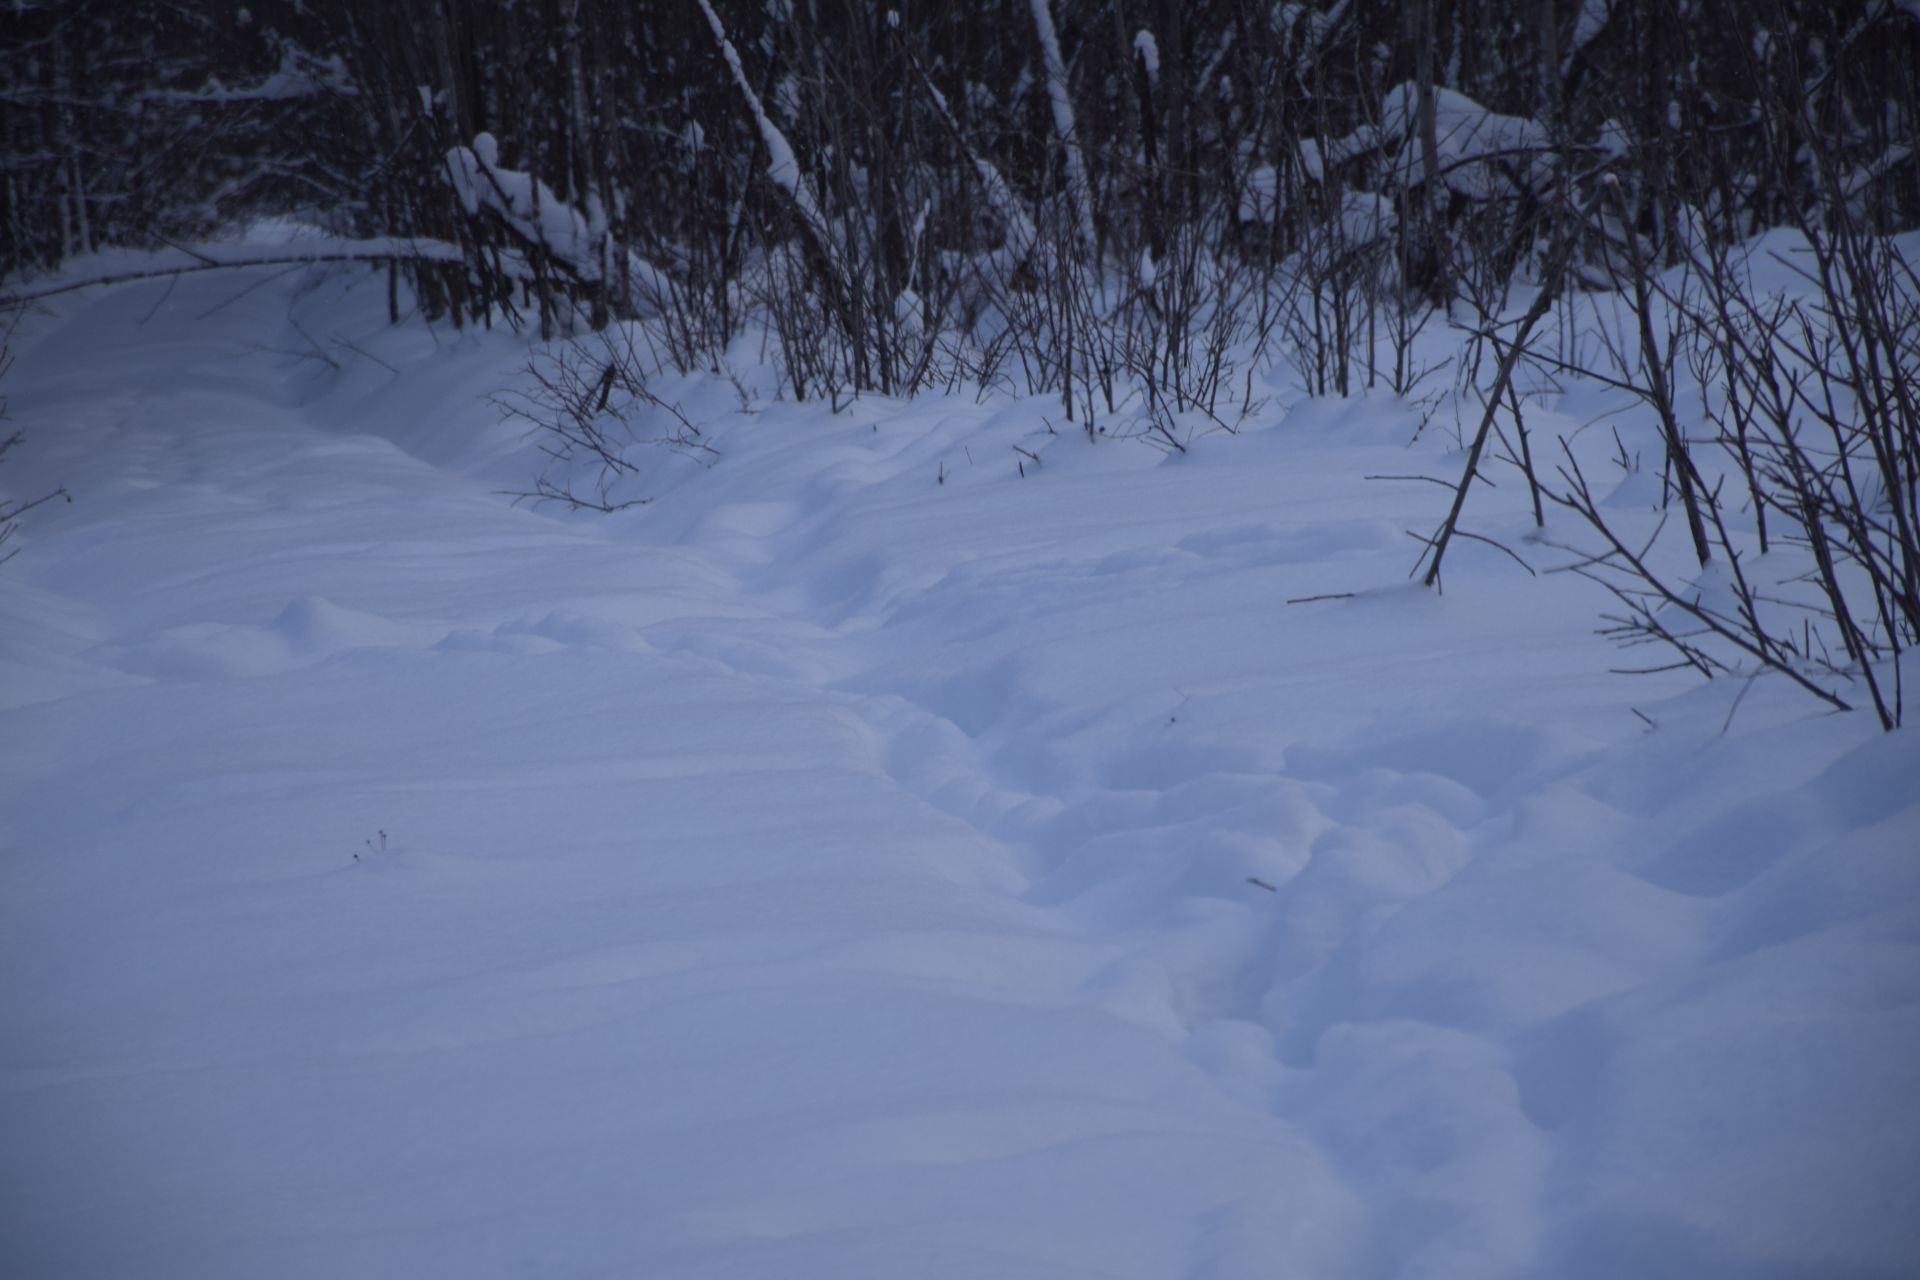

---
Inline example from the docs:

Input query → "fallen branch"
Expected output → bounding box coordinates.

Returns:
[1,238,475,306]
[1417,189,1598,589]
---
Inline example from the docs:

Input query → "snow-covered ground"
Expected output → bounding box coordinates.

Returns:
[2,262,1916,1279]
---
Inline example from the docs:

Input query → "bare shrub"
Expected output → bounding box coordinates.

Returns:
[496,329,716,513]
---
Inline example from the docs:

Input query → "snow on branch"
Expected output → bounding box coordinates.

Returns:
[693,0,838,258]
[1132,30,1159,83]
[1028,0,1098,257]
[1317,84,1554,202]
[446,133,607,282]
[1564,0,1617,74]
[911,60,1037,255]
[137,46,357,104]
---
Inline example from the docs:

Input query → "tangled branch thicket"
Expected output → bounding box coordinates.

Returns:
[1540,209,1920,729]
[3,0,1916,722]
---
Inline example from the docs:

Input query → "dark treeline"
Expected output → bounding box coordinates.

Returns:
[4,1,1917,359]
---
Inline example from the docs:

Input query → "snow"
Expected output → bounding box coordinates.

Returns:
[0,235,469,306]
[696,0,835,256]
[1566,0,1616,68]
[1378,84,1552,200]
[446,135,604,280]
[137,47,357,104]
[2,260,1917,1279]
[1307,84,1552,205]
[918,72,1037,254]
[1133,29,1160,82]
[1028,0,1099,256]
[1240,164,1279,223]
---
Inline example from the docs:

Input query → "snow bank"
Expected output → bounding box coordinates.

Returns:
[1308,83,1553,202]
[1,263,1914,1280]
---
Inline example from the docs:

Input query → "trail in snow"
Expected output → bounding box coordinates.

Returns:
[2,263,1916,1280]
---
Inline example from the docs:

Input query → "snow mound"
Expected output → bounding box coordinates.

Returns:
[1,264,1915,1279]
